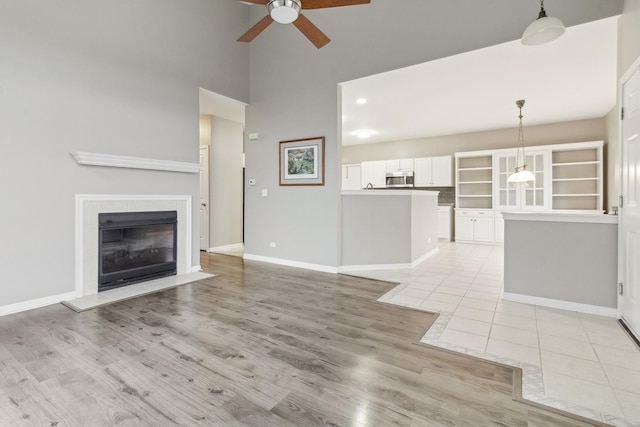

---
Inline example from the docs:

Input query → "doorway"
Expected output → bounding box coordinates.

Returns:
[199,88,247,256]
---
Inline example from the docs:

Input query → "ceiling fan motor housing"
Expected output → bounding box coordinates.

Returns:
[268,0,302,24]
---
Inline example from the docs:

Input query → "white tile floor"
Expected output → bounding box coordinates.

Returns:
[360,242,640,426]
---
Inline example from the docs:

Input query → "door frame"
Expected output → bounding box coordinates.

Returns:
[618,54,640,340]
[199,145,210,251]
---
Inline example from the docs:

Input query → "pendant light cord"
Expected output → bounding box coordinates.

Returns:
[515,100,526,173]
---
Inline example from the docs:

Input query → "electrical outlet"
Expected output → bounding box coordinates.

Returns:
[269,242,276,248]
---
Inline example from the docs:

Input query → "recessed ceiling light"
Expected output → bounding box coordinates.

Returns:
[356,98,367,105]
[355,129,373,138]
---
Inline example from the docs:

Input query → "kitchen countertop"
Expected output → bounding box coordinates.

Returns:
[341,189,439,197]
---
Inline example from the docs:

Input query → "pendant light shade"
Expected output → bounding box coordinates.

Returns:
[507,168,535,183]
[522,0,565,46]
[507,100,536,184]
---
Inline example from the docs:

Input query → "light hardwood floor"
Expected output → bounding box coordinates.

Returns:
[0,253,605,426]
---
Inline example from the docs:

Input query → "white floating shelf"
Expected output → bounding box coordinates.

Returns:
[71,152,200,174]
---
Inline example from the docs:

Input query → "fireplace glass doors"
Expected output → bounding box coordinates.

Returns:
[98,211,177,292]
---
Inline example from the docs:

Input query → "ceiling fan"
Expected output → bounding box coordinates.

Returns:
[237,0,371,49]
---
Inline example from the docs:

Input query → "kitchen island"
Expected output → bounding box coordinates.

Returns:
[341,190,439,271]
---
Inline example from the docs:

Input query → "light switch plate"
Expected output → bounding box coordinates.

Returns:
[262,189,268,197]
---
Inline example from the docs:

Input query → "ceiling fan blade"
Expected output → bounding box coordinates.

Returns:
[301,0,370,9]
[237,15,274,42]
[292,14,331,49]
[238,0,267,5]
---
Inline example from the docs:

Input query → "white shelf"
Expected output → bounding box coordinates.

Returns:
[552,161,600,166]
[552,193,600,197]
[552,177,601,182]
[458,181,493,184]
[459,194,492,198]
[458,167,492,171]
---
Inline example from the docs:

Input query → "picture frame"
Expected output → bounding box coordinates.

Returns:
[279,137,325,186]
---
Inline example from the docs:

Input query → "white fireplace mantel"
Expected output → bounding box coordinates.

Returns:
[70,152,200,174]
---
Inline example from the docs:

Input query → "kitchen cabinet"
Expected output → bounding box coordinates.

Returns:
[386,158,414,173]
[494,150,549,211]
[437,206,453,240]
[361,160,386,188]
[455,209,494,243]
[415,156,453,187]
[341,164,362,190]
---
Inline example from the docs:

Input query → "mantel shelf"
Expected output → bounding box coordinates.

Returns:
[70,152,200,174]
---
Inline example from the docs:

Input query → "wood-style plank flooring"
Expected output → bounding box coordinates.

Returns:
[0,253,603,426]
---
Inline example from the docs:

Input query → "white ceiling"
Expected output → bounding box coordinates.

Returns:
[340,16,618,146]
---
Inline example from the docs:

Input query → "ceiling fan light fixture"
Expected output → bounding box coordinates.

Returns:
[268,0,301,24]
[521,0,565,46]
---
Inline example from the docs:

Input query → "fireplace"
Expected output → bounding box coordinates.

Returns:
[98,210,177,292]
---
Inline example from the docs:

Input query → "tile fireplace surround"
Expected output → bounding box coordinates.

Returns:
[72,194,198,300]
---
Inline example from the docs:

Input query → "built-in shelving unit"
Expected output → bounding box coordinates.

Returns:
[456,155,493,209]
[551,145,602,211]
[454,141,604,244]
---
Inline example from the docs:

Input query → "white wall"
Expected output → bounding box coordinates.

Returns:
[244,0,623,269]
[0,0,249,308]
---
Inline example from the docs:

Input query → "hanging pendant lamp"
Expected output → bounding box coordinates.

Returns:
[507,100,536,184]
[521,0,565,46]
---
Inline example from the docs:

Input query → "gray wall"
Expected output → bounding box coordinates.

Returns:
[244,0,623,268]
[504,220,618,308]
[0,0,249,306]
[341,195,411,265]
[619,0,640,74]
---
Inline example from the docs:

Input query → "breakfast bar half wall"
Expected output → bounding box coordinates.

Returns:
[502,211,618,317]
[340,190,439,271]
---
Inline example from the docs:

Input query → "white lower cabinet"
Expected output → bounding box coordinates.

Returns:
[437,206,453,240]
[455,210,494,243]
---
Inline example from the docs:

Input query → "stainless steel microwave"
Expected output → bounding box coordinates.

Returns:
[385,171,414,188]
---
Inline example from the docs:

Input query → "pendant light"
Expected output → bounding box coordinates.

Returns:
[507,100,536,184]
[521,0,565,46]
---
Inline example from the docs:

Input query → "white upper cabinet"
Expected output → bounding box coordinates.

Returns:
[386,158,414,173]
[341,164,362,190]
[493,150,550,211]
[414,155,453,187]
[361,160,387,188]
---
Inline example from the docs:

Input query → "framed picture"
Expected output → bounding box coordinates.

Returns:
[279,137,325,186]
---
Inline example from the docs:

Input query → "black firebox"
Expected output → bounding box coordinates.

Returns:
[98,211,177,292]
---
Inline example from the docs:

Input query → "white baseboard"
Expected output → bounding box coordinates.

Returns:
[191,265,202,272]
[502,292,618,317]
[411,247,439,267]
[0,291,77,317]
[243,253,339,274]
[207,243,244,252]
[339,263,412,273]
[339,247,439,273]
